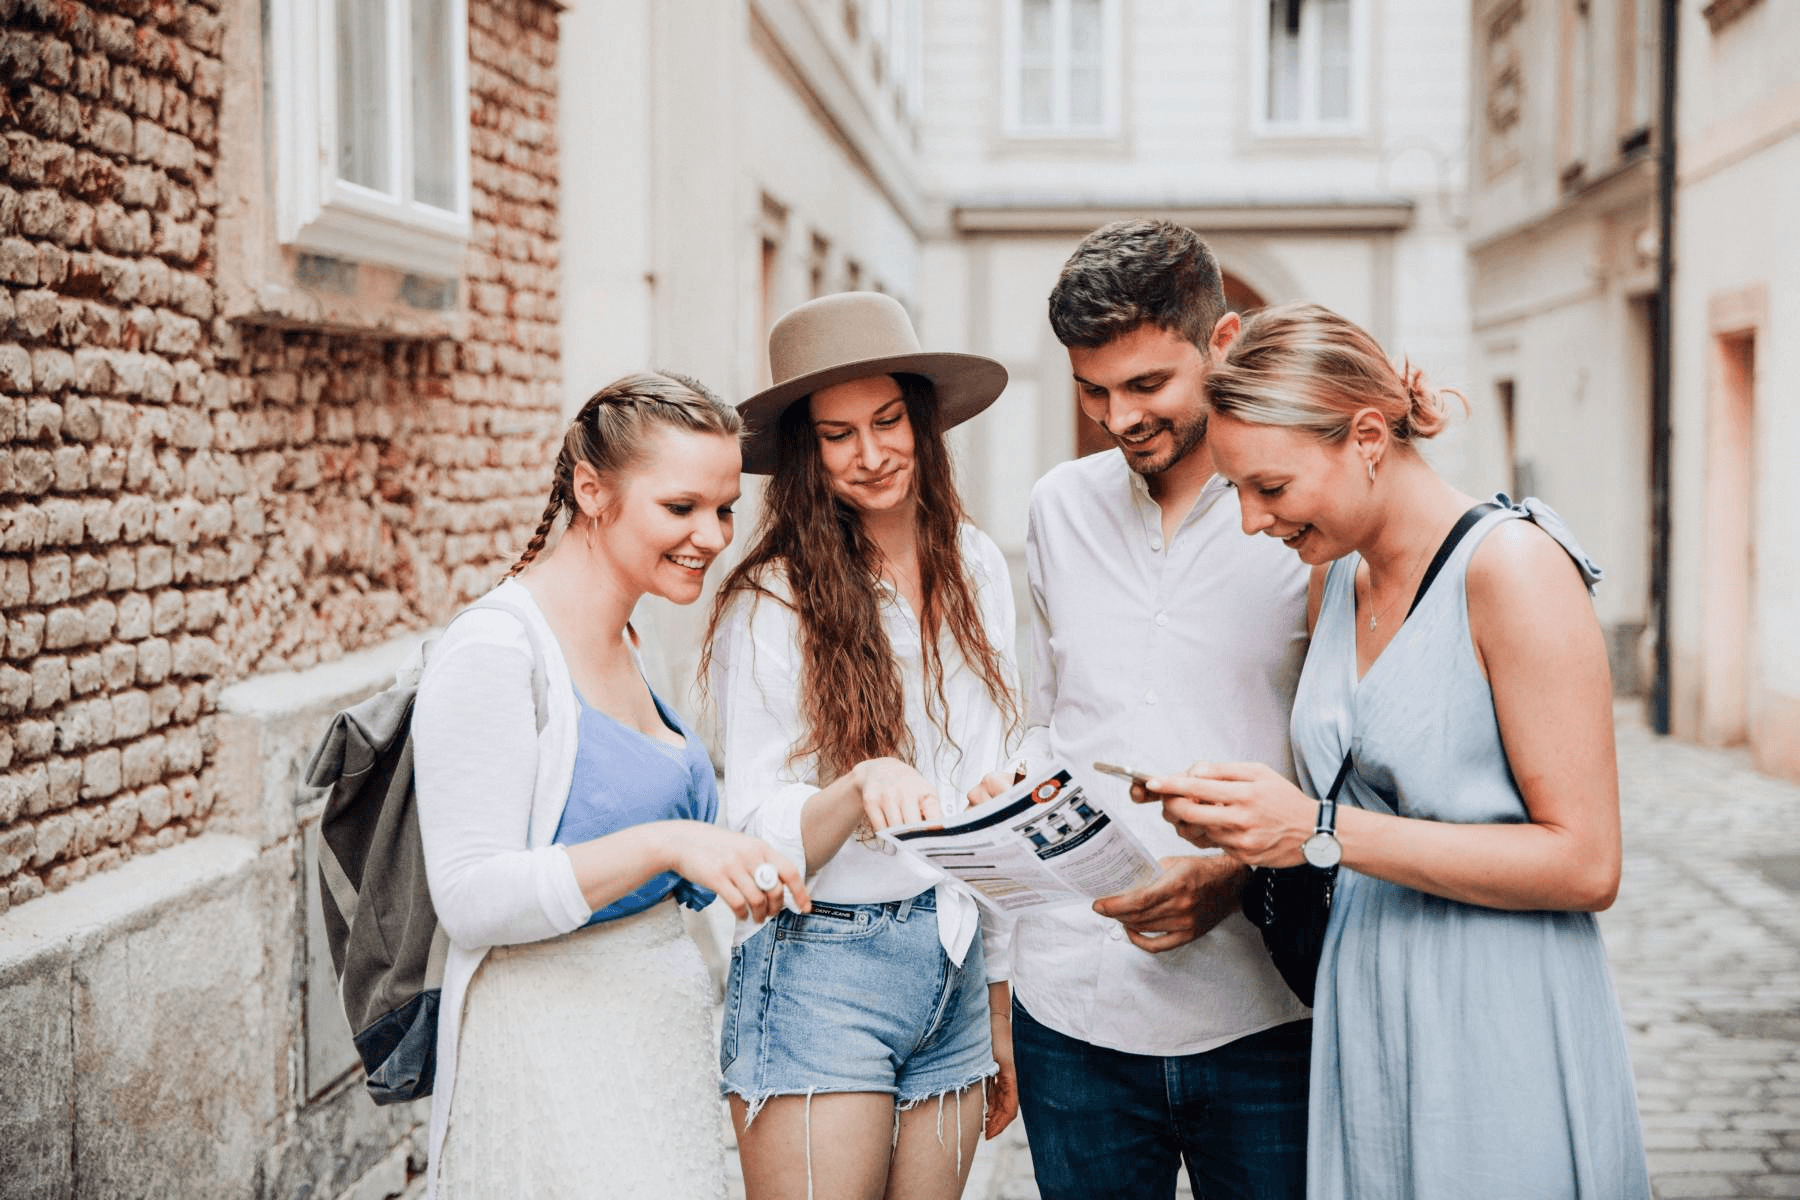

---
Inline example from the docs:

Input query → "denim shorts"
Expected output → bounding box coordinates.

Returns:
[720,887,997,1111]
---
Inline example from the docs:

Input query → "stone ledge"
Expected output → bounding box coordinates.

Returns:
[0,832,297,1197]
[0,832,257,974]
[210,632,432,850]
[219,631,429,724]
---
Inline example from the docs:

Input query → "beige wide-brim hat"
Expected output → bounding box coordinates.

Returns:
[739,292,1008,474]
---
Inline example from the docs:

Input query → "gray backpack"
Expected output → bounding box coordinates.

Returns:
[307,595,547,1104]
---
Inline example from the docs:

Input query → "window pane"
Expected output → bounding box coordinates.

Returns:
[1069,65,1103,127]
[412,0,456,209]
[1319,0,1352,121]
[1020,65,1054,127]
[1070,0,1102,55]
[337,0,391,191]
[1021,0,1054,57]
[1266,0,1301,123]
[1630,0,1655,129]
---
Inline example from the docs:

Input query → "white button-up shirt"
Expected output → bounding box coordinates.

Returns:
[709,525,1019,979]
[1012,451,1312,1055]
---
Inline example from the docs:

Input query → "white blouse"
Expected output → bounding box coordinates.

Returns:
[709,524,1019,980]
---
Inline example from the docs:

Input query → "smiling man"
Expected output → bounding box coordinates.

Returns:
[1001,220,1315,1199]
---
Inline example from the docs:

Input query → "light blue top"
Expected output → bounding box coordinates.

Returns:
[1292,497,1649,1200]
[554,684,718,926]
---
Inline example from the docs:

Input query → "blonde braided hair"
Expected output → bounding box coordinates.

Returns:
[505,371,741,579]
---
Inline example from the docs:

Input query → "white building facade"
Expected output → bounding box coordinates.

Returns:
[1464,0,1800,780]
[915,0,1476,558]
[554,0,1474,674]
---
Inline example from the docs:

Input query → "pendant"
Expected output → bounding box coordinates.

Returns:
[1369,614,1378,631]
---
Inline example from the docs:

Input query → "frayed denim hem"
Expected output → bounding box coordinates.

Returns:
[896,1064,999,1179]
[724,1068,997,1198]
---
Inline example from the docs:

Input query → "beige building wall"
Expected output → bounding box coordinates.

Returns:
[1666,0,1800,779]
[1465,0,1660,693]
[1465,0,1800,781]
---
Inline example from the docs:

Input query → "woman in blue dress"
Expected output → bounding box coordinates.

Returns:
[1139,303,1650,1198]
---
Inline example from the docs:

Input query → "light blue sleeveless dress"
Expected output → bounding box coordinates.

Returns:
[1291,498,1650,1200]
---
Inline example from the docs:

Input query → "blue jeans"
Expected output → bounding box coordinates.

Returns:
[721,888,995,1108]
[1012,999,1310,1200]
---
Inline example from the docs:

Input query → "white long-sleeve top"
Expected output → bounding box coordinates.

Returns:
[1010,452,1313,1055]
[709,524,1019,980]
[411,580,593,1197]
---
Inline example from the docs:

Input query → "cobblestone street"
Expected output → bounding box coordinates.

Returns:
[727,707,1800,1199]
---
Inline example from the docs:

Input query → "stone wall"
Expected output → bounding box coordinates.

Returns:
[0,0,564,918]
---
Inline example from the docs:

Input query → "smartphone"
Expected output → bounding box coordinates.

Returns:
[1092,761,1160,786]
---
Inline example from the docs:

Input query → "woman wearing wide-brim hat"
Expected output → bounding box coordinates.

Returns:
[702,292,1023,1199]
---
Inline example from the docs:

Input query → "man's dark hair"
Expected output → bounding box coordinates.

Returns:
[1048,218,1227,350]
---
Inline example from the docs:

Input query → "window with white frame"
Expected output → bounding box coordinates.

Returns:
[1002,0,1122,138]
[885,0,923,123]
[269,0,472,279]
[1256,0,1365,135]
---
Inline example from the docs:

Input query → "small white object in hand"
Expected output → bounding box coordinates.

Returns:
[753,862,780,891]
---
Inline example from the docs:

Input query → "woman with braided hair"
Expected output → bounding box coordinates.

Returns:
[412,371,811,1199]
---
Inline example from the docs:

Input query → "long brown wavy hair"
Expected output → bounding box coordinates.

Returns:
[701,373,1018,785]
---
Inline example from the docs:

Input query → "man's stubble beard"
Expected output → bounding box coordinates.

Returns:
[1119,409,1207,478]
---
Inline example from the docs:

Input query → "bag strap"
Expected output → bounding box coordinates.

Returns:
[462,593,551,734]
[1325,502,1500,801]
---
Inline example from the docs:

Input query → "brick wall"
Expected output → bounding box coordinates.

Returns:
[0,0,563,913]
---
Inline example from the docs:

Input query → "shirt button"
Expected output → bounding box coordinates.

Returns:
[1155,612,1169,627]
[1109,926,1124,941]
[1144,689,1157,705]
[1150,538,1163,551]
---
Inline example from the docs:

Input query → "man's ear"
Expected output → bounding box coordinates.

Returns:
[1208,311,1242,362]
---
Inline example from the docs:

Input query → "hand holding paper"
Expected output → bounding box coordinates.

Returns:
[879,765,1160,913]
[1092,854,1247,953]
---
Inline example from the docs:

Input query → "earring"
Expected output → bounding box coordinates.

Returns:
[583,515,596,554]
[1367,460,1377,483]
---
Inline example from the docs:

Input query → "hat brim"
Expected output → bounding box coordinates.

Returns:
[737,351,1008,475]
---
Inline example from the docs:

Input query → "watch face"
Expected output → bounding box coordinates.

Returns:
[1302,832,1342,869]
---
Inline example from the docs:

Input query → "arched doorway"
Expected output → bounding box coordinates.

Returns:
[1074,270,1268,458]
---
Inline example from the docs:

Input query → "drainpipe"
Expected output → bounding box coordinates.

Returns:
[1648,0,1678,735]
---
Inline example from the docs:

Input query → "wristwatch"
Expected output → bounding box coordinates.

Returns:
[1301,793,1342,869]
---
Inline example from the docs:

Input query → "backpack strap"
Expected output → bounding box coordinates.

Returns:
[461,593,551,734]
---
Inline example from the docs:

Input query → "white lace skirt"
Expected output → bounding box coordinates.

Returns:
[438,900,728,1199]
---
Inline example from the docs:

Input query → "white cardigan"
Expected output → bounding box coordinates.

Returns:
[411,579,592,1197]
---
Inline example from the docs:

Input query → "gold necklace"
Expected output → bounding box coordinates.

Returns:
[1363,543,1434,631]
[1366,586,1402,632]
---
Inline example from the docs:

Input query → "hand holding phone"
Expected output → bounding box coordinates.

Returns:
[1092,761,1161,786]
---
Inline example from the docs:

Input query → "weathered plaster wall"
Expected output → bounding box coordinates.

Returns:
[1,0,565,1192]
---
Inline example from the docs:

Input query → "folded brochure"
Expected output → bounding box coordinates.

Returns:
[877,765,1161,912]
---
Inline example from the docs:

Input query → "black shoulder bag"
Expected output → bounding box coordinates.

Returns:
[1243,502,1498,1007]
